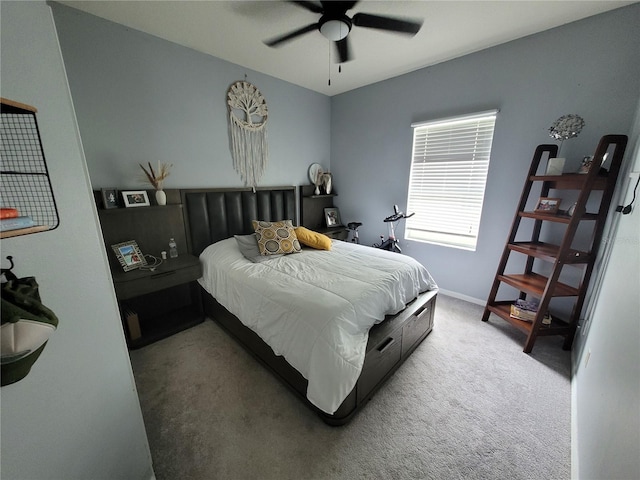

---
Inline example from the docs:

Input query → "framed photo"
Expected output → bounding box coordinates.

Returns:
[101,188,119,209]
[122,190,150,208]
[324,207,342,227]
[534,197,561,214]
[545,157,565,176]
[578,155,593,174]
[111,240,147,272]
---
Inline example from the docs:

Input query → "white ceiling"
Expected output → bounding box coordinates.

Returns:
[56,1,635,96]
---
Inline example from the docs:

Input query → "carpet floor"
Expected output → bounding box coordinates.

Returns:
[129,294,571,480]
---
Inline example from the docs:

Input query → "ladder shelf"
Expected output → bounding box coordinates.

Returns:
[482,135,628,353]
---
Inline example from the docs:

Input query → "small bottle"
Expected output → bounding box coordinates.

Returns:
[169,238,178,258]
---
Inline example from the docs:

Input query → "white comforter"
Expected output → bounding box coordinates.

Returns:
[198,238,437,414]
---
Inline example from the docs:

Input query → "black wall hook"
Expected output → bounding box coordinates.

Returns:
[1,255,17,281]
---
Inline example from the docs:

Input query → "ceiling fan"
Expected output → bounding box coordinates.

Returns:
[264,1,423,63]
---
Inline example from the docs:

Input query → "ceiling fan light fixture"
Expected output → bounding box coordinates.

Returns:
[320,19,350,41]
[263,2,423,64]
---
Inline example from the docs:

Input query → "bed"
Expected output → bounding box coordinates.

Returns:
[182,186,438,425]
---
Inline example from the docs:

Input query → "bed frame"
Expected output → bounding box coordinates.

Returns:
[181,186,437,425]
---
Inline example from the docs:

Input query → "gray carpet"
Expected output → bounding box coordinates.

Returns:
[129,294,571,480]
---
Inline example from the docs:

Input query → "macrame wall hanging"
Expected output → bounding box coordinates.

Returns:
[227,80,269,190]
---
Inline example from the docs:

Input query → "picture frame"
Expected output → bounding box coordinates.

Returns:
[111,240,147,272]
[578,155,593,174]
[324,207,342,227]
[101,188,119,209]
[534,197,561,214]
[122,190,150,208]
[545,157,565,176]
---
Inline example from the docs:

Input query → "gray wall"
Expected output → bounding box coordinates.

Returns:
[50,3,331,191]
[330,4,640,302]
[0,2,153,479]
[573,98,640,480]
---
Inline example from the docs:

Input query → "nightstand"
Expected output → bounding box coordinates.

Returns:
[321,226,349,241]
[299,184,349,241]
[111,254,203,349]
[96,189,204,348]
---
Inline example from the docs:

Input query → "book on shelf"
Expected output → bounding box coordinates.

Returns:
[0,215,36,232]
[510,299,551,325]
[0,208,19,219]
[123,306,142,341]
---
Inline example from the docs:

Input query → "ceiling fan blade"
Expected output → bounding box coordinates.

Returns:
[352,13,422,35]
[335,37,352,63]
[264,23,319,47]
[292,1,324,14]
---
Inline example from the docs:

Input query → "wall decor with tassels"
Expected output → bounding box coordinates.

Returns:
[226,80,269,191]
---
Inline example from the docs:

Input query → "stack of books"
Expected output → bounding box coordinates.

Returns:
[0,208,35,232]
[510,299,551,325]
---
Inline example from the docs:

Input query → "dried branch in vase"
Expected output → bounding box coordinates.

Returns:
[139,162,172,190]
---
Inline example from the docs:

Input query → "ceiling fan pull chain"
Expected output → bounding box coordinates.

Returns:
[328,42,331,86]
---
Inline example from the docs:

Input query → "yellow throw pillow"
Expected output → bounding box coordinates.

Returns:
[294,226,332,251]
[252,220,302,255]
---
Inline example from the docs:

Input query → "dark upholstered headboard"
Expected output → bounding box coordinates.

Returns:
[181,187,297,256]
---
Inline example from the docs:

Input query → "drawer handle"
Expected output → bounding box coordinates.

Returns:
[377,337,396,354]
[415,305,429,318]
[150,270,176,279]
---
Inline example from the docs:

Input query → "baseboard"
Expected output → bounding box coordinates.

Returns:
[437,288,485,306]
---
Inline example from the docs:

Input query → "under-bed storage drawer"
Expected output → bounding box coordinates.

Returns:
[357,332,402,403]
[402,302,434,356]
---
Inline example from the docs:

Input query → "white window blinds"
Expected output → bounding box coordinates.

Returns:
[405,110,498,250]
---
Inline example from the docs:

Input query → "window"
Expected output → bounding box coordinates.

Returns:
[405,110,498,250]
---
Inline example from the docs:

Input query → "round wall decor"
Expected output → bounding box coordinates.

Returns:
[227,81,269,189]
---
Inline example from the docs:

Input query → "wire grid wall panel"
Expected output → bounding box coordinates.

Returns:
[1,104,59,230]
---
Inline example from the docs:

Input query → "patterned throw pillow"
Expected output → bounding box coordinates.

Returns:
[252,220,302,255]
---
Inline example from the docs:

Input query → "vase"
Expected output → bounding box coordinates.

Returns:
[314,184,320,196]
[323,173,332,195]
[155,189,167,206]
